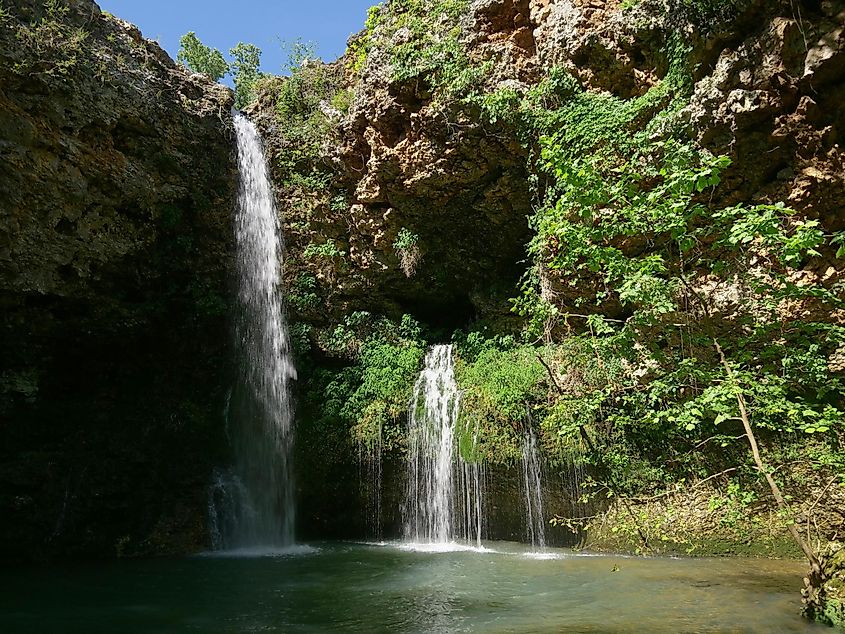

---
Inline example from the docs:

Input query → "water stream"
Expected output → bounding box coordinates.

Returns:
[521,427,546,550]
[404,345,485,546]
[358,433,383,540]
[208,112,297,549]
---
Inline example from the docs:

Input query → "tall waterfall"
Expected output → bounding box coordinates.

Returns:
[208,112,297,549]
[404,345,485,546]
[521,427,546,550]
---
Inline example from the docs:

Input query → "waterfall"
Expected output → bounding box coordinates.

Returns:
[404,345,485,545]
[455,449,485,547]
[209,111,297,549]
[521,427,546,550]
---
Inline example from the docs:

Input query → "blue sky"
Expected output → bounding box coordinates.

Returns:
[97,0,377,81]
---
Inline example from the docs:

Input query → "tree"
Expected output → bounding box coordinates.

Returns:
[229,42,262,109]
[176,31,228,81]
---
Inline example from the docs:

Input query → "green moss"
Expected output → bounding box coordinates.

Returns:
[454,339,547,464]
[807,546,845,627]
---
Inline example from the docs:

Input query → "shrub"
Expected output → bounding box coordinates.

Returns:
[393,228,420,277]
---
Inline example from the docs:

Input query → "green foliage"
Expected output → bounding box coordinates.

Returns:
[346,4,383,76]
[288,273,320,312]
[176,31,227,81]
[481,25,845,505]
[393,228,420,277]
[454,337,547,463]
[380,0,489,106]
[393,228,419,252]
[318,311,422,359]
[270,40,346,184]
[622,0,747,32]
[289,322,313,360]
[708,479,757,528]
[304,314,426,452]
[303,240,345,261]
[229,42,262,109]
[713,202,824,267]
[173,32,265,107]
[281,38,316,73]
[676,0,749,31]
[346,340,425,449]
[330,88,354,114]
[830,232,845,260]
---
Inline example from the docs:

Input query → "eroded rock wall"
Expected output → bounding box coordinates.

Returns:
[0,0,237,560]
[254,0,843,337]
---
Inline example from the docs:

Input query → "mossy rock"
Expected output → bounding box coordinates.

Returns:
[804,543,845,628]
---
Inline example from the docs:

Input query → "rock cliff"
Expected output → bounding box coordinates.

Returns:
[250,0,845,552]
[252,0,843,337]
[0,0,237,559]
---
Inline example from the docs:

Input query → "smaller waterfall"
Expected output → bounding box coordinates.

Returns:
[562,455,588,520]
[358,433,383,539]
[455,454,485,547]
[521,427,546,550]
[404,345,485,545]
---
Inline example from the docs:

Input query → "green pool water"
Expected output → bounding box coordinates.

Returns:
[0,541,825,633]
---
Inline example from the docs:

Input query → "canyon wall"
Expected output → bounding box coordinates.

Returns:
[0,0,237,559]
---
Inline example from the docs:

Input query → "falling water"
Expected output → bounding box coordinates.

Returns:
[455,447,486,547]
[562,454,588,520]
[358,434,383,539]
[404,345,485,545]
[209,112,297,549]
[522,427,547,549]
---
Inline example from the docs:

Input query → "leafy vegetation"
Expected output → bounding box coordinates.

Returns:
[376,0,490,107]
[453,335,546,463]
[174,31,264,108]
[299,314,426,453]
[393,228,420,277]
[229,42,262,108]
[346,4,383,76]
[271,39,346,180]
[176,31,227,80]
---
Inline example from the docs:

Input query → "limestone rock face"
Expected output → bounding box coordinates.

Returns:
[496,0,845,233]
[0,0,237,560]
[251,0,844,338]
